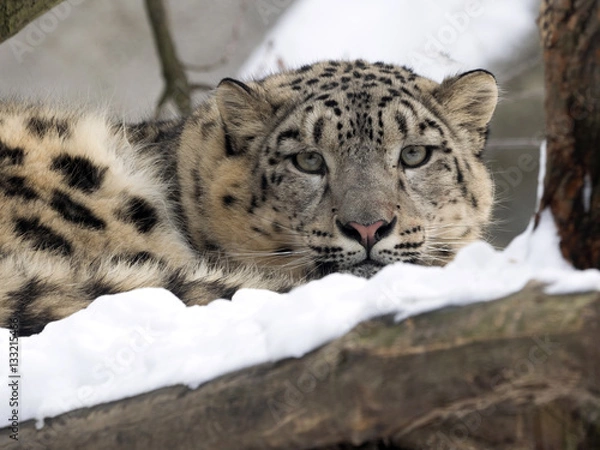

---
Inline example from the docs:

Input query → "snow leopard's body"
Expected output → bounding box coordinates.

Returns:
[0,60,498,336]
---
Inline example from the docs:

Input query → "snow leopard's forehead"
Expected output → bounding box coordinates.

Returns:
[255,60,460,160]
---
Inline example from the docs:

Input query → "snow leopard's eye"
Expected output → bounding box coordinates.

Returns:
[400,145,431,168]
[292,151,326,174]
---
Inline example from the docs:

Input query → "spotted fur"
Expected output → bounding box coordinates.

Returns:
[0,60,498,335]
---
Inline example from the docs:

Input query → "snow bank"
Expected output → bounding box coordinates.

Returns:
[241,0,539,81]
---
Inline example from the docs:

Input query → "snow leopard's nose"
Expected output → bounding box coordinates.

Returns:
[338,218,396,250]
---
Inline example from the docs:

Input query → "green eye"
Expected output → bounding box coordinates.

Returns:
[400,145,430,168]
[292,151,326,174]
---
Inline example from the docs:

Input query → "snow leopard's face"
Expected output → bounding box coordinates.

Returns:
[195,60,497,278]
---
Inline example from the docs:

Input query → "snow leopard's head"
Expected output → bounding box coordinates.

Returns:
[182,60,498,278]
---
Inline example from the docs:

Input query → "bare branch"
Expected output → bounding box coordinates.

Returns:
[144,0,192,116]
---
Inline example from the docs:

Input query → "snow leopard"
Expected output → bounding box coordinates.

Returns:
[0,60,498,336]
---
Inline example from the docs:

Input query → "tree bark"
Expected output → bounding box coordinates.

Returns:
[538,0,600,269]
[3,285,599,449]
[0,0,64,44]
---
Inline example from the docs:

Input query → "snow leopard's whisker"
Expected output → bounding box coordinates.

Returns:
[247,211,307,236]
[425,239,472,247]
[228,250,313,270]
[280,257,314,272]
[300,262,326,283]
[229,254,304,266]
[424,223,471,233]
[418,249,452,264]
[228,249,311,258]
[421,241,459,257]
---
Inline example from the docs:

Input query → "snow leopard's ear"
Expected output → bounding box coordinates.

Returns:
[216,78,272,155]
[434,70,498,129]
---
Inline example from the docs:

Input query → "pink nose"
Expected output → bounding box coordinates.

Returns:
[345,220,387,250]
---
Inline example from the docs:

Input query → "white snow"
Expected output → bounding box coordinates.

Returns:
[241,0,539,81]
[536,140,547,210]
[583,173,592,212]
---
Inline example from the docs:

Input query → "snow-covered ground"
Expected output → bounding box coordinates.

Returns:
[3,0,598,432]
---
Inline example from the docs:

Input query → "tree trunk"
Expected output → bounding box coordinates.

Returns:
[3,285,599,450]
[0,0,64,43]
[538,0,600,269]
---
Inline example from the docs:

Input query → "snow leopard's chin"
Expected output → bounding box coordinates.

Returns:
[339,261,386,279]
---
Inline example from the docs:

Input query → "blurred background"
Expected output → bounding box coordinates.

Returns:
[0,0,543,248]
